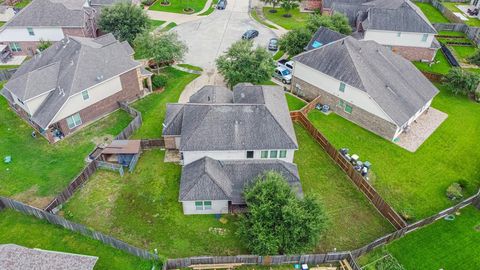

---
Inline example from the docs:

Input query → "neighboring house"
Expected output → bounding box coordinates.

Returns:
[0,244,98,270]
[321,0,439,61]
[292,36,439,141]
[1,33,152,143]
[306,26,346,50]
[163,84,302,215]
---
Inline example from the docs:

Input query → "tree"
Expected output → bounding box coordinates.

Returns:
[280,0,300,17]
[306,13,352,35]
[262,0,280,13]
[216,40,275,88]
[467,49,480,66]
[238,171,327,255]
[443,68,480,98]
[279,27,311,56]
[37,39,52,52]
[98,3,149,44]
[134,31,187,73]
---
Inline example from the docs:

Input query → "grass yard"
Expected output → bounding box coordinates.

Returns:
[442,2,480,27]
[162,22,177,32]
[198,0,219,16]
[359,206,480,270]
[262,7,309,30]
[251,9,278,29]
[131,67,199,138]
[176,63,203,71]
[413,50,452,75]
[14,0,30,8]
[149,0,208,14]
[308,84,480,220]
[450,45,477,62]
[0,95,131,207]
[414,2,450,23]
[273,50,284,60]
[437,31,466,37]
[0,209,153,269]
[294,124,394,251]
[62,150,245,258]
[285,93,306,111]
[149,19,166,31]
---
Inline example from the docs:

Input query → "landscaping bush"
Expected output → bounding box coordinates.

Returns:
[152,74,168,89]
[279,27,312,56]
[306,13,352,35]
[99,2,149,44]
[446,182,463,200]
[467,49,480,66]
[443,68,480,98]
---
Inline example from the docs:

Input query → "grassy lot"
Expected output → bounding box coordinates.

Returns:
[450,45,477,62]
[0,209,153,269]
[131,67,199,138]
[359,206,480,270]
[442,2,480,27]
[437,31,466,37]
[0,65,20,70]
[308,84,480,220]
[294,125,394,251]
[198,0,219,16]
[14,0,30,8]
[415,2,450,23]
[285,93,306,111]
[273,50,284,60]
[0,95,131,207]
[162,22,178,32]
[176,63,203,71]
[62,150,245,258]
[413,50,452,75]
[149,0,208,13]
[251,9,278,29]
[262,7,309,30]
[149,19,166,31]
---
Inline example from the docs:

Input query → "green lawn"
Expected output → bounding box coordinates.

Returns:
[251,9,278,29]
[273,50,284,61]
[437,31,466,37]
[0,96,131,208]
[162,22,177,32]
[442,2,480,27]
[149,0,208,14]
[262,7,310,30]
[14,0,30,8]
[359,206,480,270]
[0,209,153,269]
[413,50,452,75]
[131,67,199,138]
[149,19,166,31]
[285,93,306,111]
[308,84,480,220]
[450,45,477,62]
[62,150,245,258]
[198,0,219,16]
[414,2,449,23]
[176,63,203,71]
[294,125,394,251]
[0,65,20,70]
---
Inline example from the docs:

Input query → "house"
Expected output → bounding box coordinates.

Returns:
[321,0,439,61]
[163,84,302,214]
[1,33,152,143]
[0,244,98,269]
[306,26,346,50]
[0,0,130,55]
[292,36,439,141]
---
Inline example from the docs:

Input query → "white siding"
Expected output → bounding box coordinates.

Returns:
[25,92,50,115]
[293,62,394,123]
[182,200,229,215]
[393,98,433,139]
[182,149,295,165]
[52,76,123,124]
[363,30,434,48]
[0,27,65,42]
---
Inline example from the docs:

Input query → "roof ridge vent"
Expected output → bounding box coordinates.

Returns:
[96,75,104,81]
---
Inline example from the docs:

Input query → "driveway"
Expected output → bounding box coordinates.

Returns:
[173,0,278,71]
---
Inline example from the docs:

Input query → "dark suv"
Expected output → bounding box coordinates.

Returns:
[242,30,259,40]
[217,0,227,10]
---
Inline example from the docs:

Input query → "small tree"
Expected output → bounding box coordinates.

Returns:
[99,3,149,44]
[467,49,480,66]
[443,68,480,98]
[280,0,300,17]
[216,40,275,88]
[134,31,188,73]
[279,27,311,56]
[306,13,352,35]
[238,171,327,255]
[37,39,52,51]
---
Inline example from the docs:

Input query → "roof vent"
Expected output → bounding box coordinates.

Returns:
[58,87,65,97]
[240,93,245,98]
[96,75,104,81]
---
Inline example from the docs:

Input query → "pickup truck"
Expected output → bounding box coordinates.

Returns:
[277,59,294,71]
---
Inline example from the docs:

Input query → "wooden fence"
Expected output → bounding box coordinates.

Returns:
[96,160,125,176]
[0,197,160,261]
[290,110,407,229]
[141,139,165,149]
[116,102,143,140]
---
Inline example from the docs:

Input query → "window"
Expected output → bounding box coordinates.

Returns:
[338,100,345,107]
[195,201,203,210]
[81,90,89,100]
[339,82,346,92]
[204,201,212,210]
[270,150,278,158]
[246,151,254,159]
[27,27,34,36]
[195,201,212,211]
[261,150,268,158]
[397,32,401,37]
[66,113,82,129]
[9,42,21,52]
[345,104,353,114]
[421,34,428,42]
[279,150,287,158]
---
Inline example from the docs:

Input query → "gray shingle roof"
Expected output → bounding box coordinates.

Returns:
[163,85,298,151]
[306,27,346,51]
[89,0,131,5]
[3,33,140,129]
[189,85,233,103]
[0,244,98,270]
[179,157,302,204]
[293,37,439,127]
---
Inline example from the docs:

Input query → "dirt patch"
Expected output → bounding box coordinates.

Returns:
[12,186,54,209]
[475,225,480,232]
[91,134,114,147]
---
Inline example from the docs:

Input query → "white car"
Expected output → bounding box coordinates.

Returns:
[277,59,294,71]
[273,66,292,84]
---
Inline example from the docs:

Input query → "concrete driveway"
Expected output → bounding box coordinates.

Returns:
[173,0,278,71]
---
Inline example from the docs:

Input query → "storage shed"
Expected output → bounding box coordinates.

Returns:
[99,140,141,166]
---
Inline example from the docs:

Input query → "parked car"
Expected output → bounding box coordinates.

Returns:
[277,59,294,71]
[268,38,278,51]
[242,30,259,40]
[217,0,227,10]
[273,66,292,84]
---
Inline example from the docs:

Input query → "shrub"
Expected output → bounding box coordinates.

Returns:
[279,27,312,56]
[446,182,463,200]
[443,68,480,97]
[152,74,168,89]
[467,49,480,66]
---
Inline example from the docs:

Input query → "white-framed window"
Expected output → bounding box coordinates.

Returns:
[9,42,21,52]
[66,113,82,129]
[397,32,401,37]
[344,104,353,114]
[27,27,34,36]
[421,33,428,42]
[246,151,254,159]
[81,90,89,100]
[261,150,268,158]
[279,150,287,158]
[339,82,346,92]
[270,150,278,158]
[195,201,212,211]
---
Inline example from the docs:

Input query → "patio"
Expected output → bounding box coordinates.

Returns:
[0,55,26,66]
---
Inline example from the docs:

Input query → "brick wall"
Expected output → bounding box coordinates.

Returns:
[62,27,89,38]
[391,45,437,62]
[292,77,398,140]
